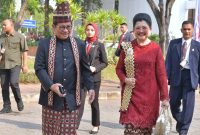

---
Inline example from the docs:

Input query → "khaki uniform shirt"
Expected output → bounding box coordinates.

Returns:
[0,31,28,69]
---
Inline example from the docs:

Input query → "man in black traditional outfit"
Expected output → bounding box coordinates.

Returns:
[34,1,95,135]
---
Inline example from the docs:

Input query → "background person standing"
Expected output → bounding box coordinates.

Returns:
[115,23,133,56]
[0,19,28,113]
[165,20,200,135]
[77,23,108,134]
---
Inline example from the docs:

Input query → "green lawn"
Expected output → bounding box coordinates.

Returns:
[19,57,38,83]
[102,64,119,82]
[27,57,35,72]
[21,57,119,83]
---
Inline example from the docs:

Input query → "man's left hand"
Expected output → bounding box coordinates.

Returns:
[88,89,95,104]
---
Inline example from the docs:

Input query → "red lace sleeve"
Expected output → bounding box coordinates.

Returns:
[116,51,126,85]
[155,47,169,101]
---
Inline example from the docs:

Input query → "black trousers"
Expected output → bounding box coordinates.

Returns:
[78,81,101,127]
[169,69,195,134]
[0,65,22,106]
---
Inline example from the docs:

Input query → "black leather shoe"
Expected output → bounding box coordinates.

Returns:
[0,106,12,114]
[17,101,24,111]
[89,127,99,134]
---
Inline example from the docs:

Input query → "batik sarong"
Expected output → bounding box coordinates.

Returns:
[124,124,152,135]
[42,106,78,135]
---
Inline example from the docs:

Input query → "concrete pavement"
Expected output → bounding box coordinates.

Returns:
[0,97,200,135]
[0,80,200,135]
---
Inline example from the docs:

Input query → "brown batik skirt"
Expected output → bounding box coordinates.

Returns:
[42,106,78,135]
[124,124,152,135]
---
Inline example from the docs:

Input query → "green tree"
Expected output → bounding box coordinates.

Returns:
[72,0,102,25]
[56,0,67,4]
[44,0,51,37]
[27,0,40,15]
[70,2,82,21]
[147,0,175,55]
[31,4,53,36]
[16,0,28,29]
[15,0,40,31]
[73,0,102,12]
[76,9,125,43]
[0,0,15,22]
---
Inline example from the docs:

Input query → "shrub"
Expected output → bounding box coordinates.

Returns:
[27,40,38,46]
[19,72,39,84]
[19,57,39,83]
[102,64,118,82]
[149,34,159,43]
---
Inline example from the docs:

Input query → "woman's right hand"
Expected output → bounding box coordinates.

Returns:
[125,78,136,86]
[161,99,169,109]
[50,83,66,97]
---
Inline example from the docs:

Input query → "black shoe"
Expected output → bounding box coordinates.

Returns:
[17,101,24,111]
[179,132,187,135]
[179,130,188,135]
[89,127,99,134]
[0,106,12,114]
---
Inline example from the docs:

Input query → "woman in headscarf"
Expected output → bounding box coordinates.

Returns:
[78,23,108,134]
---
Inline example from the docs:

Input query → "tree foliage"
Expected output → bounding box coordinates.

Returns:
[27,0,40,15]
[75,9,125,43]
[72,0,102,11]
[0,0,15,22]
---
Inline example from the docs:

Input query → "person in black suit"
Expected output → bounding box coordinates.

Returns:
[77,23,108,134]
[166,20,200,135]
[115,23,134,56]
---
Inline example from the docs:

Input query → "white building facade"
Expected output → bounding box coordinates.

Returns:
[102,0,196,38]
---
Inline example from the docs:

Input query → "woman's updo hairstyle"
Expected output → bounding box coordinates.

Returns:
[133,13,152,29]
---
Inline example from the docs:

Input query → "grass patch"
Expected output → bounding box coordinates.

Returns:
[19,57,39,83]
[27,57,35,71]
[19,72,40,83]
[21,57,119,83]
[19,57,38,83]
[102,64,119,82]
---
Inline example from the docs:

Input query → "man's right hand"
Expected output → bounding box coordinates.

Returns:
[50,83,66,97]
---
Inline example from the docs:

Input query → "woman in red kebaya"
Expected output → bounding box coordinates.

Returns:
[116,13,169,135]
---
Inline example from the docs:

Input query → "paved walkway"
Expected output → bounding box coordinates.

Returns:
[0,97,200,135]
[0,80,200,135]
